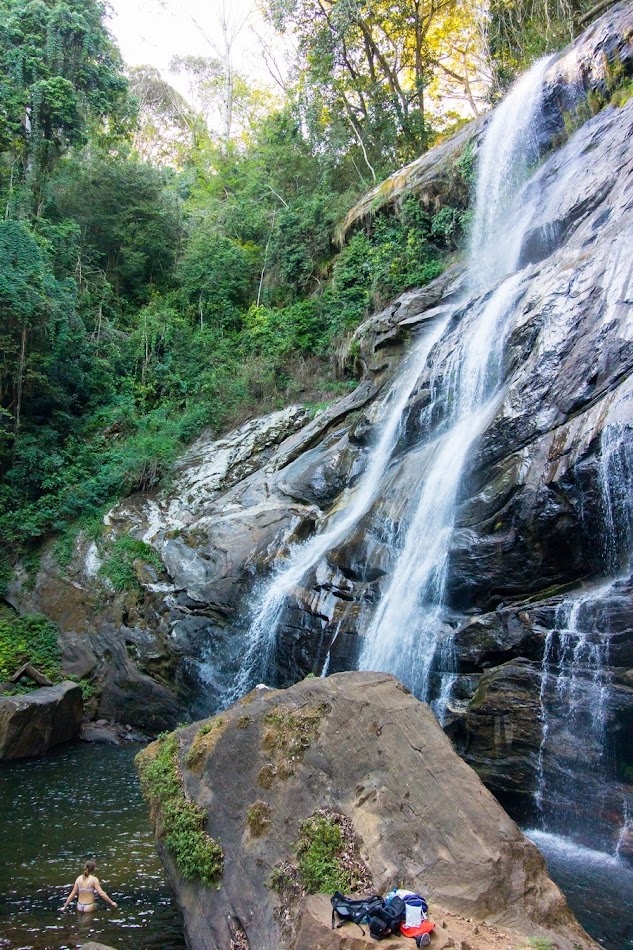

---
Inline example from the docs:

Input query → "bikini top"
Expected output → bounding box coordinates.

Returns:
[77,876,97,897]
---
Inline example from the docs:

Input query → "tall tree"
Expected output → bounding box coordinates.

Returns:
[267,0,482,171]
[0,0,131,215]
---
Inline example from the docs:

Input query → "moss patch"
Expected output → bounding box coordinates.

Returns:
[246,800,272,837]
[260,703,328,782]
[257,765,275,789]
[270,809,371,896]
[136,733,224,887]
[185,717,225,775]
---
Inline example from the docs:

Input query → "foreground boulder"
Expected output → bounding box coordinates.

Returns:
[138,672,596,950]
[0,681,82,760]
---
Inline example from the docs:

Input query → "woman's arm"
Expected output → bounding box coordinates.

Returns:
[94,876,118,908]
[61,880,78,909]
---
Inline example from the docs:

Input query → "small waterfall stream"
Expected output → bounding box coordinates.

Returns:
[229,314,450,698]
[536,395,633,851]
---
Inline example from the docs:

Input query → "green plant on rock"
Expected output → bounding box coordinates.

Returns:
[99,536,163,592]
[269,809,370,896]
[185,717,225,774]
[0,612,62,682]
[136,733,224,887]
[525,939,554,950]
[294,813,351,893]
[67,674,96,701]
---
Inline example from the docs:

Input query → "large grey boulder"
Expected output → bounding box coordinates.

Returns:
[141,672,596,950]
[0,681,82,760]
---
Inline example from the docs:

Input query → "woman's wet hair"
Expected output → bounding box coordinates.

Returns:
[82,859,97,879]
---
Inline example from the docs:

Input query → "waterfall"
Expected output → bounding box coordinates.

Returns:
[469,55,553,288]
[535,393,633,850]
[229,55,554,703]
[228,314,449,699]
[358,276,522,704]
[536,587,613,831]
[359,57,552,703]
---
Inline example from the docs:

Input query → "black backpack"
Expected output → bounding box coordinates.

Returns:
[330,891,384,935]
[368,895,406,940]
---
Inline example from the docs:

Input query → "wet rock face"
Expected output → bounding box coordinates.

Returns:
[142,673,596,950]
[0,682,82,760]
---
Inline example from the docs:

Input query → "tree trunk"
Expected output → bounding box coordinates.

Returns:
[15,327,27,434]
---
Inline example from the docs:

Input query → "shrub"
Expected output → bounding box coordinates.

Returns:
[99,536,163,592]
[0,612,62,682]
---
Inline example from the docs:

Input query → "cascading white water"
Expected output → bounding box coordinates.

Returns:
[358,276,522,701]
[230,55,554,704]
[469,55,553,289]
[536,587,613,819]
[359,58,553,703]
[228,314,449,699]
[536,395,633,849]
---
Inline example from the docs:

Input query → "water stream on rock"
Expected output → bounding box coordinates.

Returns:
[535,389,633,850]
[229,313,450,698]
[358,56,552,706]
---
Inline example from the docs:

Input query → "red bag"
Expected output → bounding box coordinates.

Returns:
[400,918,435,939]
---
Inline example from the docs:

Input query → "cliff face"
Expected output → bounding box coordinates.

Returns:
[11,4,633,843]
[138,672,597,950]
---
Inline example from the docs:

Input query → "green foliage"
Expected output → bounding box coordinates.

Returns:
[269,812,355,895]
[294,814,351,893]
[136,732,224,887]
[525,940,554,950]
[66,673,96,701]
[99,536,163,592]
[0,610,61,681]
[0,0,470,582]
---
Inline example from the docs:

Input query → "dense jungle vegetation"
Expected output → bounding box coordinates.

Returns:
[0,0,603,582]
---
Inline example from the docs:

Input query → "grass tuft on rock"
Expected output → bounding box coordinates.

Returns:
[246,800,272,837]
[260,703,328,781]
[270,809,372,896]
[295,813,350,893]
[136,732,223,887]
[99,536,163,592]
[185,717,225,775]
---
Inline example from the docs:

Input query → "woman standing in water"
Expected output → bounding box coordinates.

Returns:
[62,859,118,912]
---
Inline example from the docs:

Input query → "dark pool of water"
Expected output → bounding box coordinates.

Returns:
[526,829,633,949]
[0,742,186,950]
